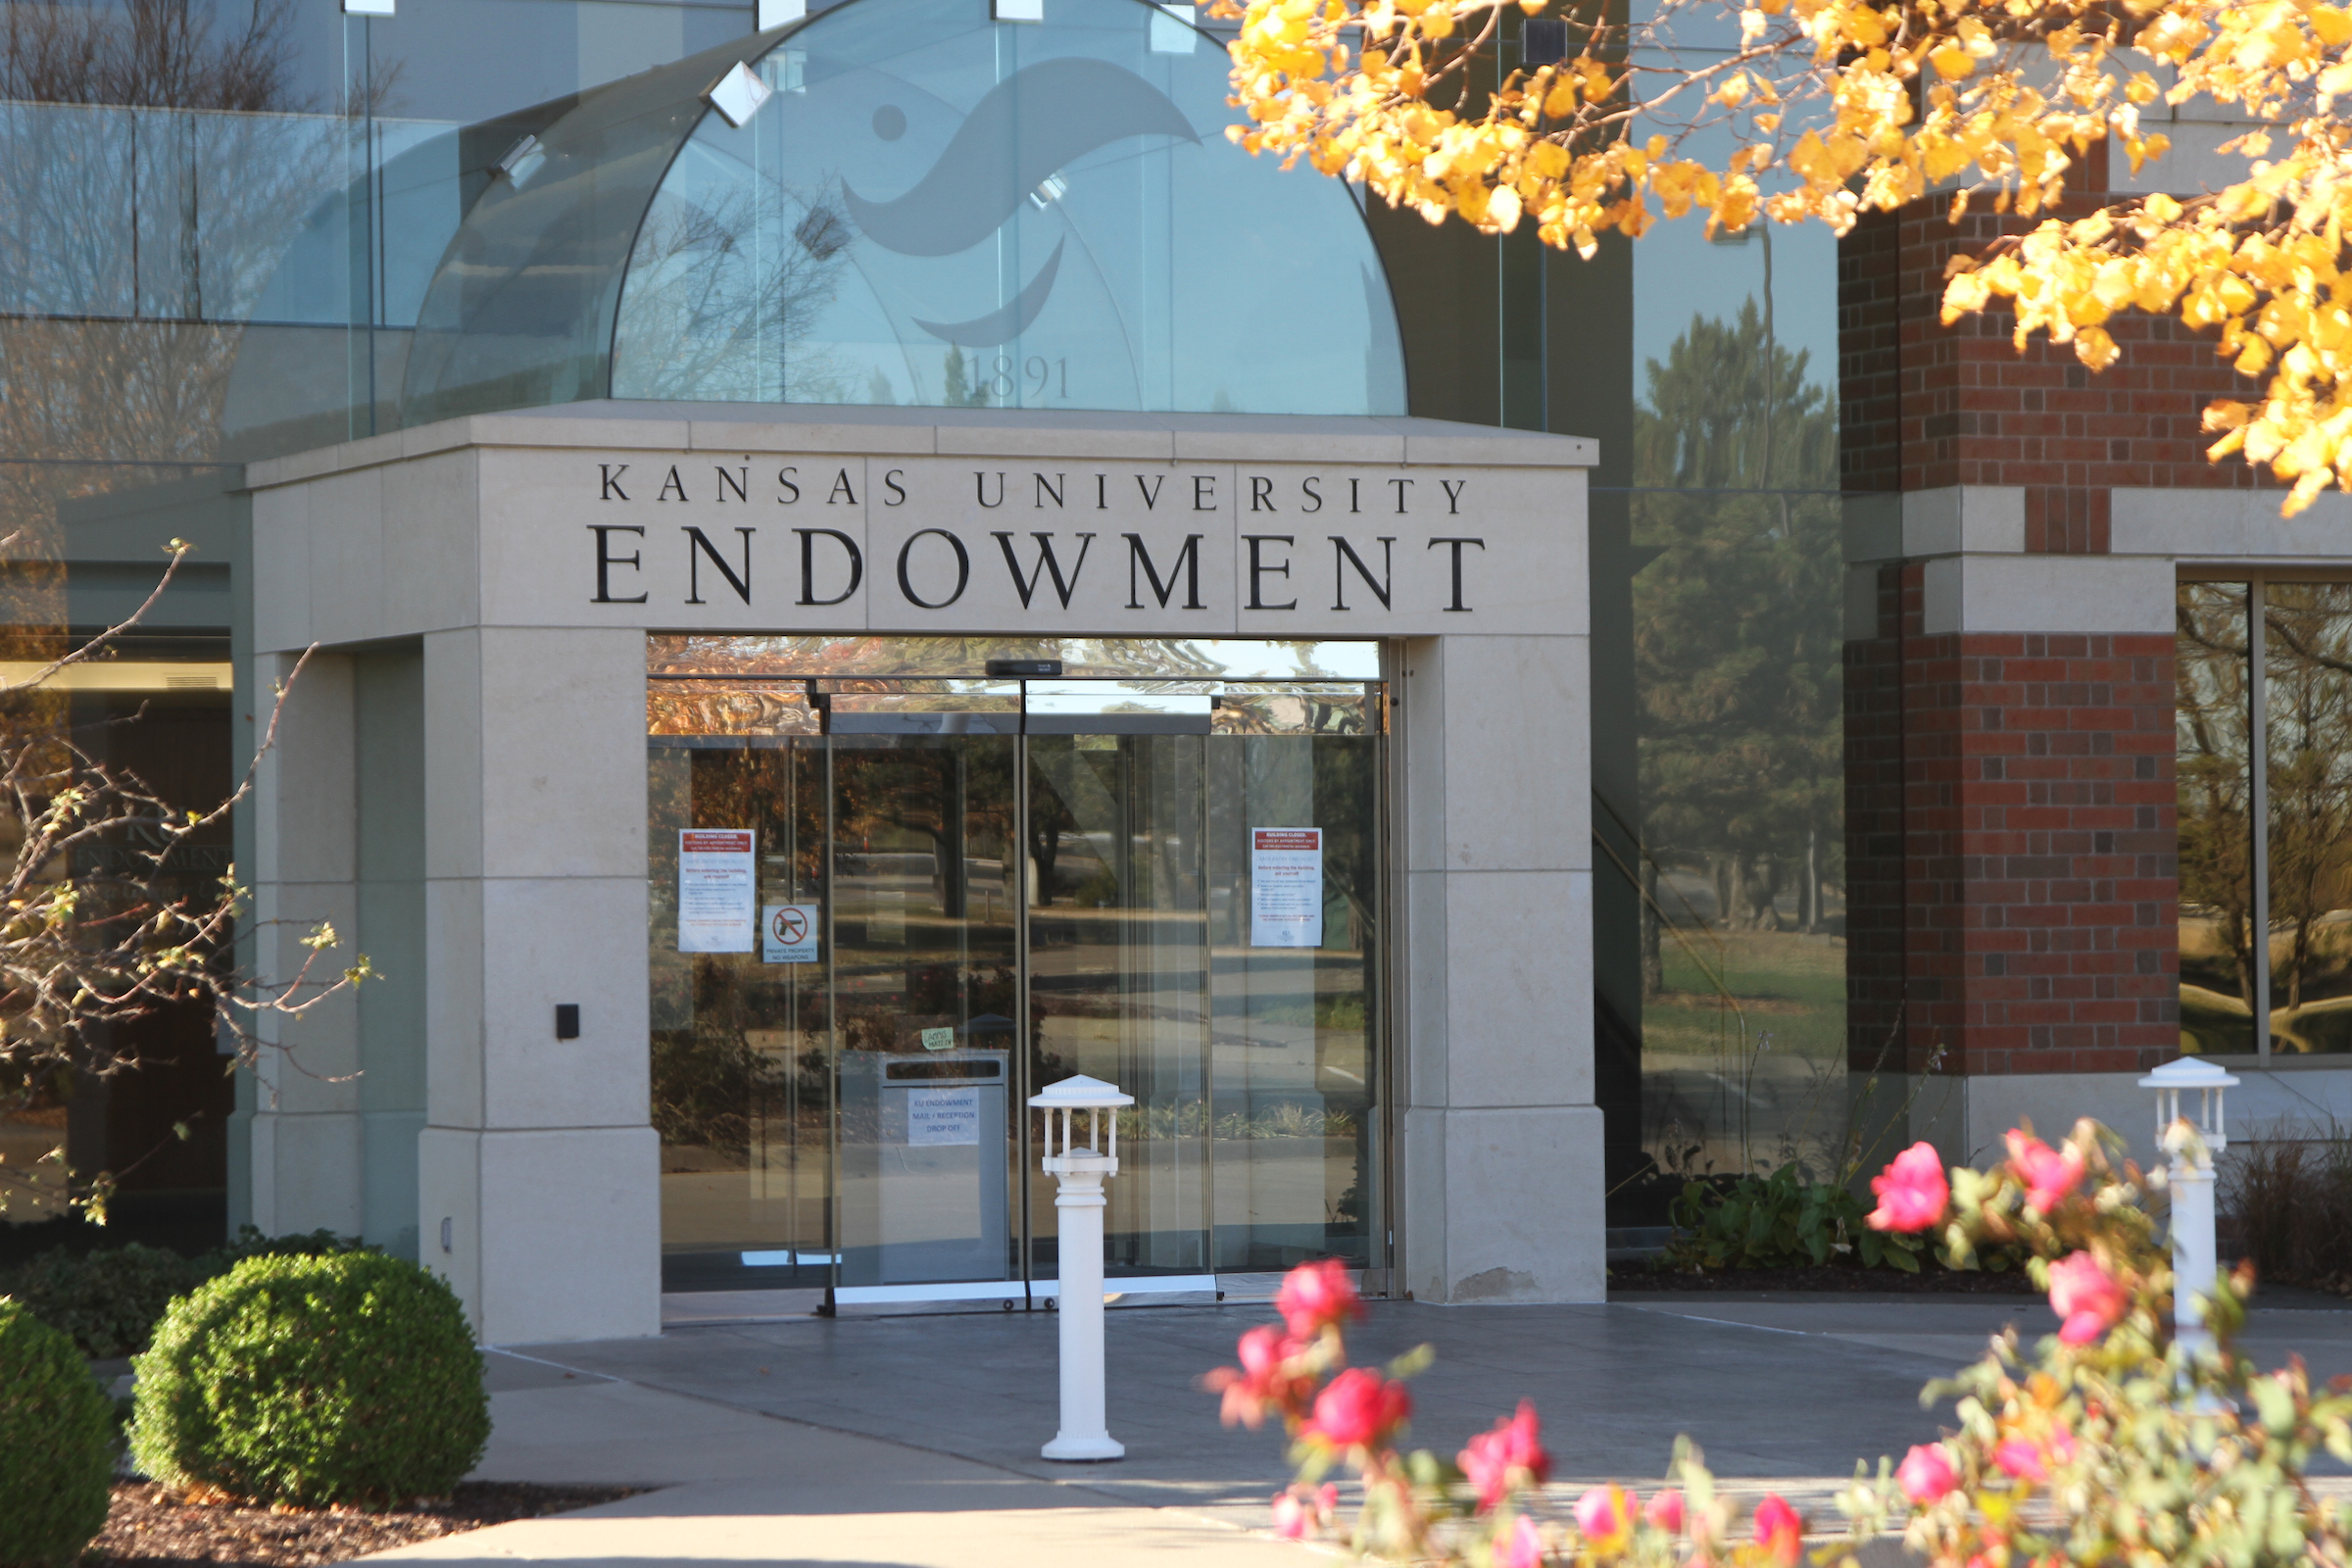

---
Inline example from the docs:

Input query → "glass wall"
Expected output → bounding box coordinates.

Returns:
[647,636,1383,1297]
[2180,578,2352,1057]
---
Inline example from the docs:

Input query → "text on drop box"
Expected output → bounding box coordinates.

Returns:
[906,1086,981,1147]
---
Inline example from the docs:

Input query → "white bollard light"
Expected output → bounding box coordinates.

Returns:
[1030,1074,1134,1462]
[2137,1056,2237,1358]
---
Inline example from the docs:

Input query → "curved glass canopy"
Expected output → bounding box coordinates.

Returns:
[401,0,1405,424]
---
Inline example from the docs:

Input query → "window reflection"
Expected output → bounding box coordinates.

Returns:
[2176,583,2256,1055]
[610,0,1405,416]
[2264,584,2352,1053]
[1610,296,1845,1192]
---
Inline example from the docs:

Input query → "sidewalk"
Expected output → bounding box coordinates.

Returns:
[357,1292,2352,1568]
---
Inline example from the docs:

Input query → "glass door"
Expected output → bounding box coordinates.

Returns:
[649,640,1387,1303]
[1024,692,1216,1291]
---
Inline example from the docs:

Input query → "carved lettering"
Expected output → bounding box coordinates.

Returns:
[599,464,630,501]
[777,466,801,503]
[714,466,749,504]
[883,469,906,507]
[897,528,970,609]
[1330,535,1395,612]
[1388,477,1415,514]
[1244,535,1297,612]
[993,531,1095,609]
[1034,472,1065,509]
[1427,536,1487,612]
[658,466,687,502]
[1137,474,1165,511]
[977,471,1005,509]
[1441,478,1468,514]
[589,525,648,604]
[1125,534,1204,611]
[1300,476,1323,514]
[683,526,755,606]
[1250,475,1275,513]
[827,468,858,506]
[796,528,863,606]
[1193,474,1217,512]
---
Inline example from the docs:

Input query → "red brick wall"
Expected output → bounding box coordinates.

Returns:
[1838,177,2272,551]
[1839,168,2227,1078]
[1844,567,2182,1078]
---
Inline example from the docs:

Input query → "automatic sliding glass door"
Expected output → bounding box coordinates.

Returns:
[1025,718,1214,1289]
[650,639,1387,1301]
[828,733,1023,1291]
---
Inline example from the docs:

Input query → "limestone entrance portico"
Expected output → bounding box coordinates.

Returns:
[241,400,1599,1344]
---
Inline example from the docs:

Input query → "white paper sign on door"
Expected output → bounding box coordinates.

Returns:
[678,829,757,953]
[906,1085,981,1147]
[1250,827,1324,948]
[761,904,819,963]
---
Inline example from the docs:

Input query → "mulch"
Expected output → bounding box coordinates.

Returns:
[91,1480,646,1566]
[1614,1263,2039,1295]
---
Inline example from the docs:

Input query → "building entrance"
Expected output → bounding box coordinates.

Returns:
[648,638,1386,1304]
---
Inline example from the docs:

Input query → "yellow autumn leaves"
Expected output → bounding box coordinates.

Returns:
[1211,0,2352,510]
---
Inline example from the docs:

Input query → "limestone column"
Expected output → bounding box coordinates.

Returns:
[417,625,658,1344]
[1397,633,1603,1302]
[246,649,365,1238]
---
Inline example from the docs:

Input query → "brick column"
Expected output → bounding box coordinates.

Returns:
[1838,168,2260,1137]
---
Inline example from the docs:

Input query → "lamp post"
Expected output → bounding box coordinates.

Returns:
[1030,1073,1134,1462]
[2136,1056,2237,1358]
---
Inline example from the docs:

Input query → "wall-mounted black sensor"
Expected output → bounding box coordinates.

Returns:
[1522,17,1568,66]
[555,1004,580,1040]
[986,659,1062,677]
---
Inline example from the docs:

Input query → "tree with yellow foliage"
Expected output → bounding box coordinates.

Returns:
[1208,0,2352,512]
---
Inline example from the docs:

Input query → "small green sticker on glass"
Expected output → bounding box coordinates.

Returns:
[919,1026,956,1052]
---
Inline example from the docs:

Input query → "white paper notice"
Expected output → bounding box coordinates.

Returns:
[678,830,756,953]
[1250,828,1324,948]
[760,904,819,963]
[906,1085,981,1147]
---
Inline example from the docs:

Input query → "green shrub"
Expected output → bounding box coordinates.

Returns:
[0,1298,115,1568]
[128,1251,488,1508]
[5,1242,201,1359]
[0,1227,363,1360]
[1661,1162,1926,1271]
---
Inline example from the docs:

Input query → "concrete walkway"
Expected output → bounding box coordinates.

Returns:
[358,1291,2352,1568]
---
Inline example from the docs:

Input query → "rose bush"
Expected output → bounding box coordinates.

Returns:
[1208,1116,2352,1568]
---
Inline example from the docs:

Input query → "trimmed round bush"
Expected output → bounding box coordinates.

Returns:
[0,1298,115,1568]
[128,1251,488,1509]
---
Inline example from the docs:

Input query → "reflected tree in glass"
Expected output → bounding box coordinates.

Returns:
[2263,585,2352,1053]
[2175,583,2257,1054]
[1629,300,1845,1177]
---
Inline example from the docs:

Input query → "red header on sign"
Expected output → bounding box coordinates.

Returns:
[1253,829,1321,851]
[681,830,754,854]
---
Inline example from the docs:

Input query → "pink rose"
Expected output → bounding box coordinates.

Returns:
[1304,1367,1410,1450]
[1575,1485,1634,1548]
[1645,1489,1685,1533]
[1204,1324,1312,1429]
[1271,1484,1337,1540]
[1993,1439,2048,1482]
[1276,1258,1363,1338]
[2047,1251,2127,1346]
[1896,1444,1959,1504]
[1497,1514,1545,1568]
[1461,1401,1550,1511]
[1867,1143,1950,1233]
[2005,1130,2087,1213]
[1752,1495,1802,1564]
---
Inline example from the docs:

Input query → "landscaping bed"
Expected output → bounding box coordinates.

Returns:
[91,1480,643,1566]
[1615,1263,2037,1294]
